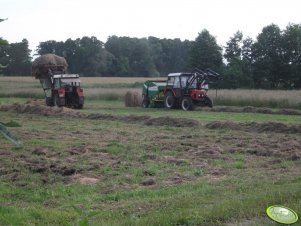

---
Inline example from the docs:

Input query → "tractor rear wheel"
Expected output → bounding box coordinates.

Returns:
[181,96,194,111]
[164,92,175,109]
[46,97,54,106]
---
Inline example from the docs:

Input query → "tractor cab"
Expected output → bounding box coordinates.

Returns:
[53,74,81,90]
[50,74,84,108]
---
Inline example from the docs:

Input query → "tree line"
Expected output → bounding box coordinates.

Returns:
[1,22,301,89]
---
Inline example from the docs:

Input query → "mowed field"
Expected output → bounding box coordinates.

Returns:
[0,76,301,225]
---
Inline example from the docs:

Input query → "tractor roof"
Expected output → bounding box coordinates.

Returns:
[167,72,193,77]
[53,74,80,79]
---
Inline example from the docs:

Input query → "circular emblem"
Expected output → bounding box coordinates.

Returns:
[266,205,298,224]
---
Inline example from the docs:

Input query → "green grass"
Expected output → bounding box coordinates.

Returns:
[0,97,301,225]
[0,177,300,225]
[83,99,301,125]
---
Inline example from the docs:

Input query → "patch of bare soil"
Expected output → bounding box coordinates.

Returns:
[140,178,156,186]
[0,102,200,127]
[206,121,301,134]
[250,139,300,160]
[144,116,199,127]
[187,144,224,160]
[20,152,76,176]
[203,106,301,116]
[221,133,301,161]
[163,156,188,165]
[165,173,193,185]
[71,174,100,185]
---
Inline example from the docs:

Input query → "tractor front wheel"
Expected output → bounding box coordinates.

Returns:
[74,103,83,109]
[55,95,63,107]
[181,97,194,111]
[142,96,150,108]
[164,92,175,109]
[205,96,213,108]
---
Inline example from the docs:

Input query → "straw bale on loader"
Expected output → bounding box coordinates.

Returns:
[32,54,68,79]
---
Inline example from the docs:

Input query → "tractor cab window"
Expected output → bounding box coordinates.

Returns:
[188,77,197,89]
[174,77,181,88]
[60,78,81,87]
[167,76,175,86]
[190,80,197,88]
[54,79,60,89]
[180,76,190,88]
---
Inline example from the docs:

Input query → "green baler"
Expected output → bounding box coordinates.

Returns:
[142,80,166,108]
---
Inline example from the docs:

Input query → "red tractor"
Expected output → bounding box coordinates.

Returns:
[32,54,84,109]
[142,68,220,111]
[163,69,220,110]
[43,72,84,109]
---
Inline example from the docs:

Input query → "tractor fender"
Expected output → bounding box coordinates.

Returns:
[163,88,176,97]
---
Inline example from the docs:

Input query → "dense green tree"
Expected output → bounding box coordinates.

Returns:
[2,39,31,76]
[0,38,8,47]
[223,31,254,88]
[0,38,9,71]
[252,24,285,88]
[189,29,223,71]
[224,31,243,63]
[36,40,64,56]
[0,19,9,71]
[282,23,301,88]
[148,37,191,75]
[3,22,300,85]
[37,37,113,76]
[105,36,158,76]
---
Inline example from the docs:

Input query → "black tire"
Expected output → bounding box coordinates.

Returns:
[181,96,194,111]
[74,104,83,109]
[205,96,213,108]
[142,96,150,108]
[54,95,62,107]
[164,92,175,109]
[45,97,54,106]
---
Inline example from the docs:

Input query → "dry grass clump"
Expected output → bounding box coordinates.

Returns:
[210,89,301,109]
[124,91,142,107]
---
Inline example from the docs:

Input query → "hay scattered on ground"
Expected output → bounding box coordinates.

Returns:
[124,91,142,107]
[206,121,301,134]
[2,101,300,132]
[203,106,301,116]
[0,102,199,127]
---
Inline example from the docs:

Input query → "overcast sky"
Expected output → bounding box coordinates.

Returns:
[1,0,300,54]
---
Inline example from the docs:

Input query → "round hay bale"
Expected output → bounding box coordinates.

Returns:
[124,91,142,107]
[32,54,68,79]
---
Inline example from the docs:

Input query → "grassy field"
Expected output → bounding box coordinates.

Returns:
[0,77,301,225]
